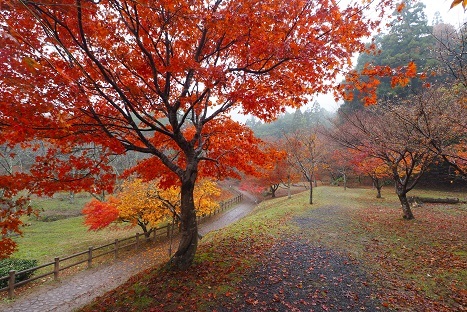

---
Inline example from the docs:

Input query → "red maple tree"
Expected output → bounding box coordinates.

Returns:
[0,0,395,265]
[350,150,391,198]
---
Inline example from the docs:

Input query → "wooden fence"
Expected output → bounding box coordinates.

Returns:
[0,194,243,299]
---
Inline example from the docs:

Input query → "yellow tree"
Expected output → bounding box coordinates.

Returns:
[193,179,221,217]
[117,179,179,238]
[83,178,221,238]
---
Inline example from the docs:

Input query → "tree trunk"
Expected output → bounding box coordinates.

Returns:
[138,222,151,239]
[373,178,382,198]
[69,191,75,204]
[376,187,382,199]
[343,173,347,190]
[309,180,313,204]
[398,193,414,219]
[270,185,276,198]
[287,175,291,199]
[170,176,198,270]
[395,181,414,219]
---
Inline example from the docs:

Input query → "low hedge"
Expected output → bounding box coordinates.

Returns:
[0,259,38,288]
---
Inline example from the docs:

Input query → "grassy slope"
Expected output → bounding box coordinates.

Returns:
[13,216,138,261]
[80,186,467,311]
[12,194,139,263]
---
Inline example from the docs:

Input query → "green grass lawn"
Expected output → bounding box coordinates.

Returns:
[12,193,140,264]
[12,215,139,262]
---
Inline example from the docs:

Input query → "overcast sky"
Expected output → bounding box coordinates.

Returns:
[423,0,465,25]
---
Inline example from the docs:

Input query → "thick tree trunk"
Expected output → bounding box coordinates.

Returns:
[398,193,414,219]
[393,171,414,220]
[137,221,151,239]
[395,181,414,220]
[170,176,198,270]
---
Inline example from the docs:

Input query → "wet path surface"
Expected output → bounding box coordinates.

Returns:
[199,190,256,236]
[0,193,256,312]
[211,205,388,311]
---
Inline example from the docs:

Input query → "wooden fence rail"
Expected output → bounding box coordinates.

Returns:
[0,194,242,299]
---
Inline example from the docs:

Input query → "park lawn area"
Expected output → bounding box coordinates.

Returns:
[80,185,467,311]
[12,215,139,263]
[31,193,92,220]
[11,193,141,264]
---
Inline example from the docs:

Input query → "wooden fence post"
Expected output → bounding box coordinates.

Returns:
[114,239,119,260]
[88,247,93,268]
[135,233,140,250]
[8,270,15,299]
[54,257,60,281]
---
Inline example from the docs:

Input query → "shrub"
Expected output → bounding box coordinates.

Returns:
[0,259,38,288]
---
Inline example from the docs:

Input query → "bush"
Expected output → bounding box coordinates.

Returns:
[0,259,38,288]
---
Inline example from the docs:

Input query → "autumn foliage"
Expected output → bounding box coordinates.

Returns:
[83,178,221,236]
[350,150,391,198]
[0,0,397,264]
[450,0,467,9]
[82,197,120,231]
[339,61,423,105]
[239,146,291,198]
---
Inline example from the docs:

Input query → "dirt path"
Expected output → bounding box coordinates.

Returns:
[0,194,257,312]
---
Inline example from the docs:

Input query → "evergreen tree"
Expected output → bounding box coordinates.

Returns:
[339,0,437,114]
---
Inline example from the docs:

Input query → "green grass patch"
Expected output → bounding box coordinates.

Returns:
[29,193,93,221]
[13,216,138,262]
[12,192,140,265]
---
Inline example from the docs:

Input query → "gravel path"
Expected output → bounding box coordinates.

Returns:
[0,195,256,312]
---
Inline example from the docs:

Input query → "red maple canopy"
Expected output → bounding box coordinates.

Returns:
[0,0,395,266]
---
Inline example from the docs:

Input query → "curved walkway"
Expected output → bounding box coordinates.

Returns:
[0,192,256,312]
